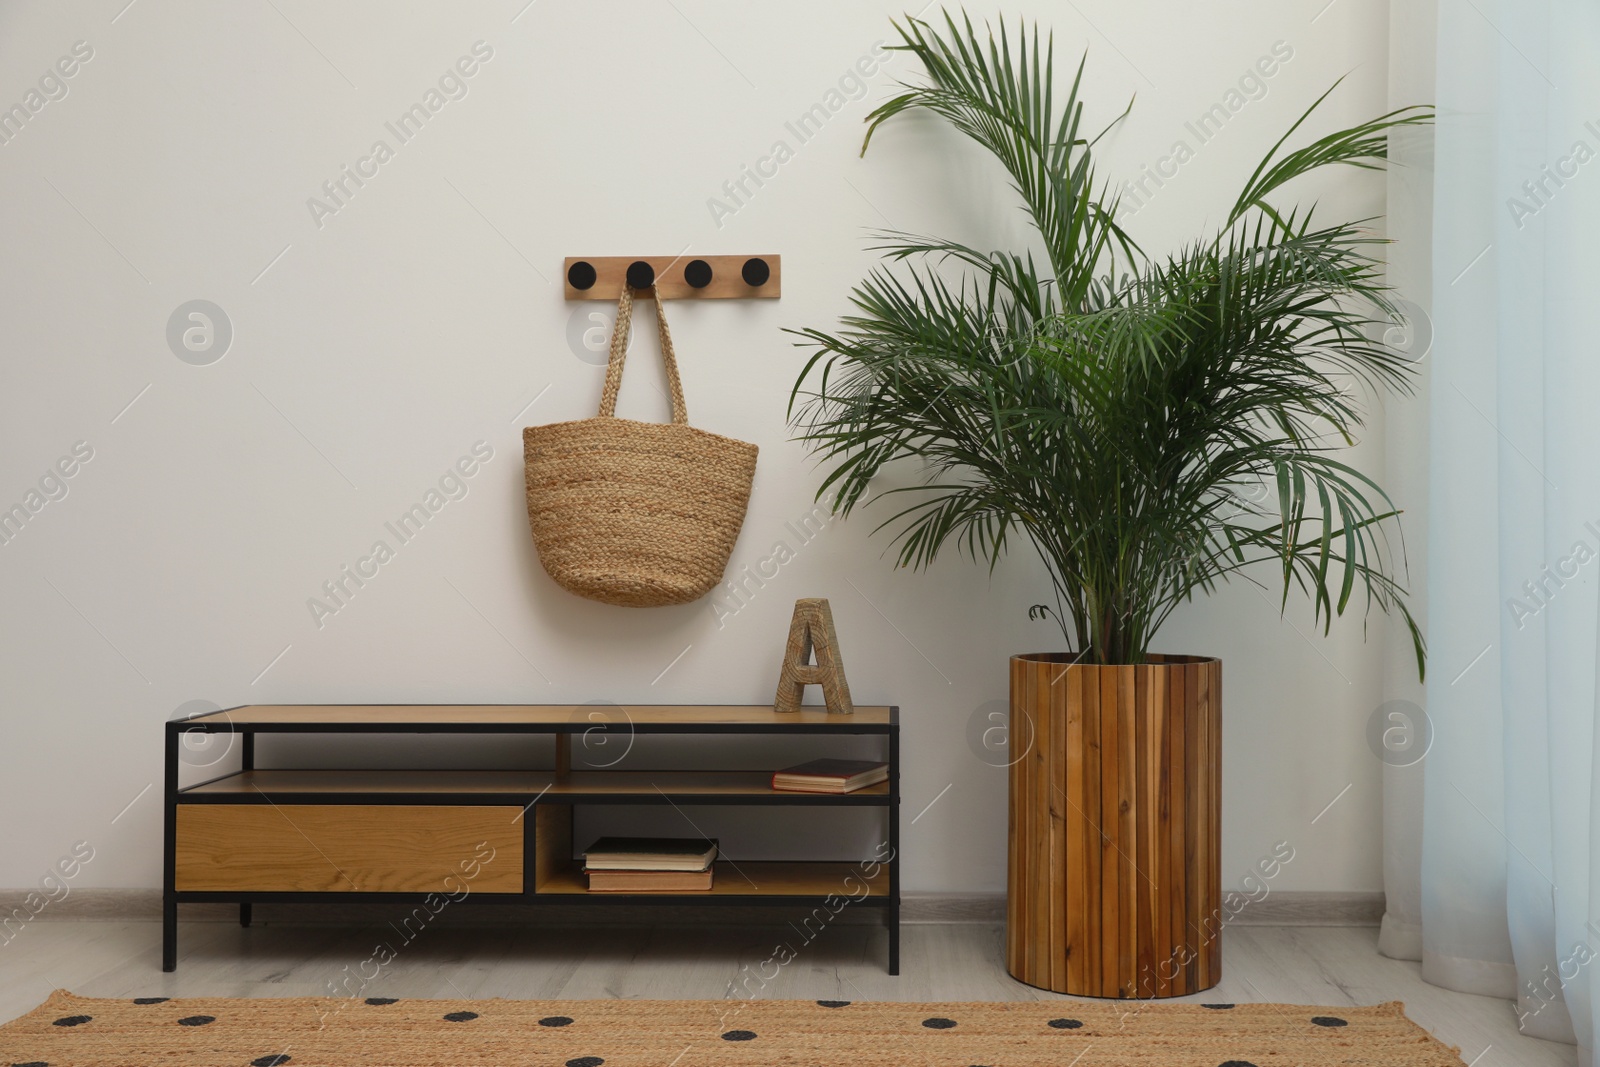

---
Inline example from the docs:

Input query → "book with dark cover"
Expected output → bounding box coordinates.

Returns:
[582,836,718,871]
[771,758,889,794]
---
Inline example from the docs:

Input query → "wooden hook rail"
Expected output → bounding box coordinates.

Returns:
[563,255,781,300]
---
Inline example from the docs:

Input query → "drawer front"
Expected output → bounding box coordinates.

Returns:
[175,804,523,894]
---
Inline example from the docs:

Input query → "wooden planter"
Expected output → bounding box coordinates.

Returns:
[1006,653,1221,998]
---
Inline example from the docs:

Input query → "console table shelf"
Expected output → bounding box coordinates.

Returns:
[535,861,891,898]
[163,704,900,974]
[181,769,892,805]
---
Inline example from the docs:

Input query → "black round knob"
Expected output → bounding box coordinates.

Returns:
[626,260,655,289]
[567,260,597,290]
[684,259,713,289]
[741,257,771,287]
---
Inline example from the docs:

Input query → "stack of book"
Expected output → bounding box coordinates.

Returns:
[582,836,718,892]
[771,758,889,794]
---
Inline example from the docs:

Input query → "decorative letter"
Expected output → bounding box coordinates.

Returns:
[773,598,854,713]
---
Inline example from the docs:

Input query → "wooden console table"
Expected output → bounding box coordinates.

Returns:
[163,705,900,973]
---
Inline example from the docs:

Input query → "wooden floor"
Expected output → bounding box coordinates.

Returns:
[0,918,1572,1066]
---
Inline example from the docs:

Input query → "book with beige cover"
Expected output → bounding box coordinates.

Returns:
[582,837,718,871]
[585,867,715,892]
[772,758,888,794]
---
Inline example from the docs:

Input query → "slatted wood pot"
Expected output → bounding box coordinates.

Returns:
[1006,653,1222,998]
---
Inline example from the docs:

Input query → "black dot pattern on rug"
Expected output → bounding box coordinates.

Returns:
[177,1016,215,1027]
[539,1016,573,1027]
[443,1011,478,1023]
[1202,1003,1235,1010]
[251,1057,291,1066]
[1047,1018,1084,1030]
[721,1030,756,1041]
[1310,1016,1348,1028]
[52,1016,91,1028]
[132,997,169,1005]
[364,998,397,1006]
[12,1061,48,1066]
[817,1000,851,1008]
[1218,1062,1258,1067]
[922,1017,957,1029]
[565,1059,604,1067]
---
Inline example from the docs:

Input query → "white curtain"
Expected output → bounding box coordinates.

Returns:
[1381,0,1600,1059]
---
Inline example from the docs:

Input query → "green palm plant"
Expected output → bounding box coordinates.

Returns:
[789,12,1430,676]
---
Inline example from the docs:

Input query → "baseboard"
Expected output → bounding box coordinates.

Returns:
[904,891,1386,927]
[1,889,171,921]
[0,891,888,927]
[901,893,1004,923]
[1227,891,1386,927]
[0,889,1383,927]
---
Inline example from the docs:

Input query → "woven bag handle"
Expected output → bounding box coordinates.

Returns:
[597,287,689,425]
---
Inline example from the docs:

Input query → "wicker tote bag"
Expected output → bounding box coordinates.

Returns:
[522,287,758,607]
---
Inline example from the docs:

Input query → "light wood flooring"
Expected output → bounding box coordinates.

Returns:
[0,917,1572,1066]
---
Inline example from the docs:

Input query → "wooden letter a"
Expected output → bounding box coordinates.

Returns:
[774,598,854,714]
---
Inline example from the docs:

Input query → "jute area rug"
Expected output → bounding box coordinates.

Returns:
[0,990,1467,1066]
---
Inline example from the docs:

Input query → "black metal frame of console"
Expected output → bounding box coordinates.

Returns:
[162,705,900,975]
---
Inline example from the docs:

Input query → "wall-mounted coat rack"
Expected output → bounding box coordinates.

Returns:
[563,255,781,300]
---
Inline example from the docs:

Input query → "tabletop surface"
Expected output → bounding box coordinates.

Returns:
[173,704,895,728]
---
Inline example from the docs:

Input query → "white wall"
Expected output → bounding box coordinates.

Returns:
[0,0,1408,898]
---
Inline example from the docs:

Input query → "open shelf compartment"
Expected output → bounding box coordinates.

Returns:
[530,805,889,899]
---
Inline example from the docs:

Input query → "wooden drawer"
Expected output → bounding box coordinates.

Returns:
[175,804,523,894]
